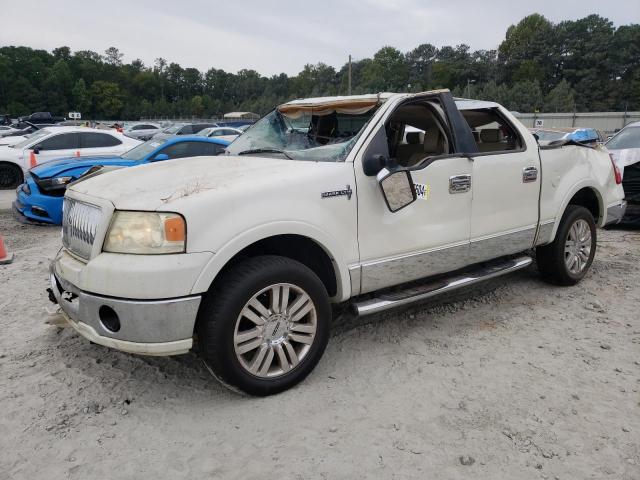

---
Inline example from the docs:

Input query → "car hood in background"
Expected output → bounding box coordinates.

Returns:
[30,155,137,179]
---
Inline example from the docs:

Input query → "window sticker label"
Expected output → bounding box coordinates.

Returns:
[414,183,430,200]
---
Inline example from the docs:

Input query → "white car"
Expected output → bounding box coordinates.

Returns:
[50,91,625,396]
[197,126,244,143]
[0,127,141,189]
[123,123,162,141]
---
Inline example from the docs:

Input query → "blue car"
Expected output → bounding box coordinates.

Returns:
[13,135,230,225]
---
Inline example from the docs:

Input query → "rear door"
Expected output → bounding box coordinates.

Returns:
[459,106,541,263]
[31,132,79,164]
[78,132,123,156]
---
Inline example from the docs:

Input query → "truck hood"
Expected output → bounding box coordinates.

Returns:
[30,155,135,179]
[68,155,349,211]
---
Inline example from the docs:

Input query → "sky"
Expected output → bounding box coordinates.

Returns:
[1,0,638,76]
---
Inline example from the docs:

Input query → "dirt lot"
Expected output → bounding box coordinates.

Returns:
[1,210,639,480]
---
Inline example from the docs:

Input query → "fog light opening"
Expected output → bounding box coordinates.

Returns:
[99,305,121,333]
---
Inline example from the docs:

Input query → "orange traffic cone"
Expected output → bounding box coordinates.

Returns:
[0,234,13,265]
[29,150,37,168]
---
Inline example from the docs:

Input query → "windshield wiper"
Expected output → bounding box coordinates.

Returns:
[238,148,293,160]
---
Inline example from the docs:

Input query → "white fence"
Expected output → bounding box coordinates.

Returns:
[514,112,640,134]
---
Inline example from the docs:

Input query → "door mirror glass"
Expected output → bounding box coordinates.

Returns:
[152,153,170,162]
[377,168,417,212]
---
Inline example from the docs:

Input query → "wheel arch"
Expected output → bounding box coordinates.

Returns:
[191,224,352,303]
[0,160,24,188]
[549,184,604,241]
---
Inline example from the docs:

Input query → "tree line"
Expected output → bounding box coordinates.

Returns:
[0,13,638,120]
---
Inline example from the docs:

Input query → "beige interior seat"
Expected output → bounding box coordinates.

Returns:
[406,130,445,166]
[478,128,508,152]
[396,131,424,165]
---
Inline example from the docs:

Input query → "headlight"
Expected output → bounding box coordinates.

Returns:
[37,176,74,190]
[103,211,186,254]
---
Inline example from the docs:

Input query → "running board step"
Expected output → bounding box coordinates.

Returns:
[352,256,533,316]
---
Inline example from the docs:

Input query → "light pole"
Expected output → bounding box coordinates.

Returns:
[466,79,476,98]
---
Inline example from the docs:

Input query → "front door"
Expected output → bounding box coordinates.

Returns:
[354,93,478,294]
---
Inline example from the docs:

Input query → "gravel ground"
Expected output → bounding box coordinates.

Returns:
[1,211,639,480]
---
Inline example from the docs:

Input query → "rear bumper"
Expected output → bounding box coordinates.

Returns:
[49,267,200,356]
[605,201,627,225]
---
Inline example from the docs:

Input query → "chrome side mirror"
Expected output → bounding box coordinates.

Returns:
[377,168,417,212]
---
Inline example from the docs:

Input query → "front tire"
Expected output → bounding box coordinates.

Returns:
[197,256,331,396]
[536,205,597,285]
[0,163,23,189]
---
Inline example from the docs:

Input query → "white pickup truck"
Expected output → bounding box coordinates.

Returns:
[49,90,626,395]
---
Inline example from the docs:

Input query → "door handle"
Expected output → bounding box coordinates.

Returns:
[449,174,471,194]
[523,166,538,183]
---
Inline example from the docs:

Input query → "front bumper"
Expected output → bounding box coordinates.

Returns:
[50,268,201,356]
[13,178,63,224]
[605,200,627,225]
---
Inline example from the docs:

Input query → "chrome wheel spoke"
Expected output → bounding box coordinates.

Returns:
[290,323,315,334]
[564,219,592,274]
[283,341,299,367]
[237,337,263,355]
[270,286,281,313]
[234,283,317,379]
[234,327,261,344]
[242,305,266,326]
[249,344,269,374]
[289,332,314,345]
[258,348,275,376]
[275,344,291,373]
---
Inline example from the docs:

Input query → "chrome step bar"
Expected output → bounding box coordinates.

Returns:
[352,256,533,316]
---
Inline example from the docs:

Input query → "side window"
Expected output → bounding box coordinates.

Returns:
[202,142,226,155]
[461,108,523,153]
[79,132,122,148]
[158,141,202,159]
[179,125,193,135]
[138,124,156,130]
[131,125,144,131]
[386,101,451,167]
[38,133,78,150]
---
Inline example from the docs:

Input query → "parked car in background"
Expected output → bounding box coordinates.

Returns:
[0,114,13,126]
[18,112,65,125]
[531,127,604,145]
[49,91,624,395]
[123,123,162,141]
[196,126,244,142]
[0,127,140,189]
[606,121,640,222]
[153,123,219,138]
[14,135,230,224]
[0,126,19,136]
[0,121,47,139]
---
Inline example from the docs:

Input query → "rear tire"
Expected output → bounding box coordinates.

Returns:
[197,255,331,396]
[536,205,596,285]
[0,163,23,189]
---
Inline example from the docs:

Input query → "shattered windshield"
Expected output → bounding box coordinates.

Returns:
[226,105,378,162]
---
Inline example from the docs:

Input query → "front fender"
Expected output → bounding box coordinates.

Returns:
[190,221,353,302]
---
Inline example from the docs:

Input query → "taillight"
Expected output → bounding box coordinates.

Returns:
[610,153,622,184]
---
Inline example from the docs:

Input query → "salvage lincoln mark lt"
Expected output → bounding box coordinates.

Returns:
[49,90,626,395]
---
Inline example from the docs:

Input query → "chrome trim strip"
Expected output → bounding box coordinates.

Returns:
[348,265,362,297]
[360,241,469,294]
[535,221,555,246]
[353,256,532,316]
[468,226,536,264]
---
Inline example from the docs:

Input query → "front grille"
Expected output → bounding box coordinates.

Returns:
[62,198,102,260]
